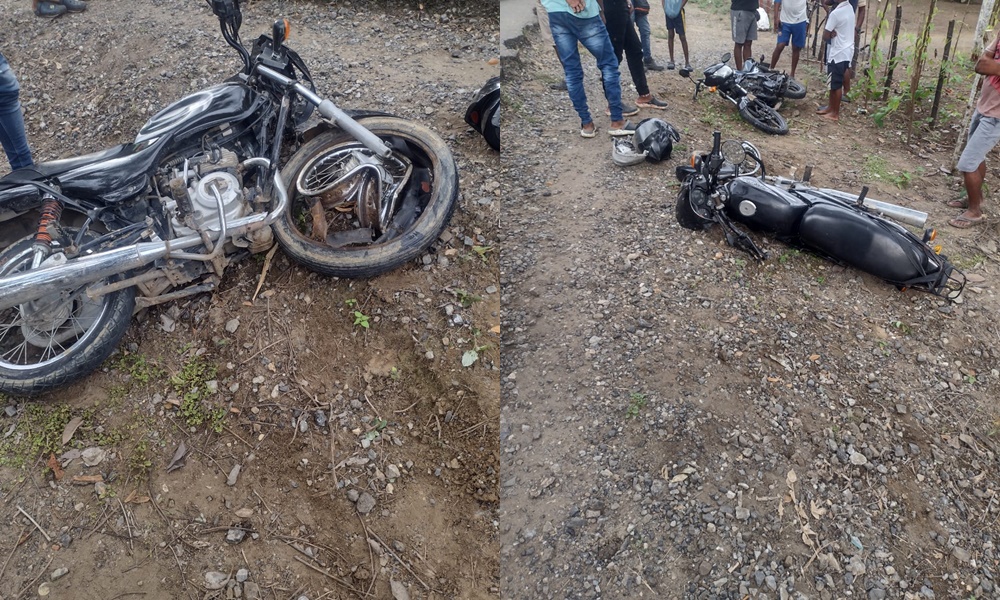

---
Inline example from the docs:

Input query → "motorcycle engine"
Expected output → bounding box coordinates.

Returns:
[162,149,248,236]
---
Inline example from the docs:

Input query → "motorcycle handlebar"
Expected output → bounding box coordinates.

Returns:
[255,65,392,158]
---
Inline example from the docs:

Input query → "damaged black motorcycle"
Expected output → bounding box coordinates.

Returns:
[675,132,965,300]
[0,0,458,395]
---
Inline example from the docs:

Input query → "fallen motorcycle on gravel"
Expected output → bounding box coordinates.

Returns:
[674,132,965,300]
[680,54,789,135]
[0,0,459,395]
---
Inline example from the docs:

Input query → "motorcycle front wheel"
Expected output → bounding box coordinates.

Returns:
[739,98,789,135]
[784,79,807,99]
[675,185,715,230]
[274,116,459,278]
[0,234,136,396]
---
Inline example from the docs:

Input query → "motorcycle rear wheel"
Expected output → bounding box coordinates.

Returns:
[784,79,807,99]
[739,98,789,135]
[0,234,135,397]
[274,117,459,278]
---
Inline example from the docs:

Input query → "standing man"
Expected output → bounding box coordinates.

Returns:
[536,0,569,91]
[632,0,666,71]
[731,0,760,69]
[817,0,854,121]
[949,28,1000,228]
[770,0,808,79]
[603,0,670,110]
[663,0,692,71]
[0,51,33,172]
[543,0,635,137]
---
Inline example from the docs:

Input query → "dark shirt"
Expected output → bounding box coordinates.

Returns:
[732,0,758,11]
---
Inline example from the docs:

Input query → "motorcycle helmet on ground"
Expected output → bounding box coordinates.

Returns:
[612,137,647,167]
[465,76,500,151]
[633,118,681,162]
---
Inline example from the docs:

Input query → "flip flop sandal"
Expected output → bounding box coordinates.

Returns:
[580,126,597,138]
[608,121,636,137]
[948,214,985,229]
[946,198,969,209]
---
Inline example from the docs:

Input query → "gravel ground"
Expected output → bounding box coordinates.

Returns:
[501,4,1000,599]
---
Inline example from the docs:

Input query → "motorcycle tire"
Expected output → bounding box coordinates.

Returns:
[783,79,807,100]
[739,98,789,135]
[274,117,459,278]
[675,186,714,230]
[0,233,136,397]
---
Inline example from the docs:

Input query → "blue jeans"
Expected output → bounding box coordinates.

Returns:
[0,53,33,171]
[634,11,653,61]
[548,12,624,125]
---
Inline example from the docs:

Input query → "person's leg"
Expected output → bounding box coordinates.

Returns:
[771,43,786,70]
[603,4,628,65]
[667,30,676,65]
[0,62,33,170]
[549,12,594,129]
[680,35,690,67]
[536,0,568,90]
[636,11,653,62]
[621,16,650,96]
[771,22,791,70]
[731,10,744,66]
[819,61,845,120]
[954,112,1000,223]
[576,15,625,125]
[790,46,801,78]
[789,22,805,78]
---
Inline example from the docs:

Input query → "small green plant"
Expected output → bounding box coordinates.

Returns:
[471,246,493,263]
[389,366,401,380]
[352,310,370,329]
[455,289,482,308]
[891,320,912,335]
[345,298,358,308]
[964,374,978,385]
[171,355,221,430]
[778,249,800,264]
[129,439,153,475]
[626,392,648,418]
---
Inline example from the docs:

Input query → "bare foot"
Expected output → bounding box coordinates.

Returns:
[820,112,839,121]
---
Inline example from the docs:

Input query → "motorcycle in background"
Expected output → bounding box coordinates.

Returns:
[0,0,459,395]
[680,54,789,135]
[674,132,965,300]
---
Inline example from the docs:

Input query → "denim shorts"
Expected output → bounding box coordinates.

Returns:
[957,111,1000,172]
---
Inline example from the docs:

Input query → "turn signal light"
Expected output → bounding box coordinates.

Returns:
[934,245,943,254]
[690,152,697,168]
[709,86,718,93]
[928,229,937,242]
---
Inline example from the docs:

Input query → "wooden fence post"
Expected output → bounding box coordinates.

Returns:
[882,3,903,102]
[930,20,956,128]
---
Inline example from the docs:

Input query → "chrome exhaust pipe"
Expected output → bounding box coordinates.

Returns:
[0,158,287,311]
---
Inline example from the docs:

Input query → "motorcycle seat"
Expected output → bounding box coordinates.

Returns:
[2,145,131,183]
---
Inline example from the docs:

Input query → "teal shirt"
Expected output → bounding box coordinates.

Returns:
[540,0,601,19]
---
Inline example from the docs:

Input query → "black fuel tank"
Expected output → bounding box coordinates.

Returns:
[725,176,808,237]
[134,82,265,146]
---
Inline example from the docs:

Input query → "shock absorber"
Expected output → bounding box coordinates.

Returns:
[34,195,63,249]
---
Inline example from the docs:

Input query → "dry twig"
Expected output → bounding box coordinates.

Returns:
[16,505,51,543]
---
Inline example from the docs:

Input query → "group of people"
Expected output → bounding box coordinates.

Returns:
[537,0,679,138]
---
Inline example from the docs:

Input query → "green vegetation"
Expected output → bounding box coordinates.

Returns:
[171,355,225,432]
[626,392,648,419]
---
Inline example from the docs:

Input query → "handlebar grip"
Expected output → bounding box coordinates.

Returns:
[712,131,722,155]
